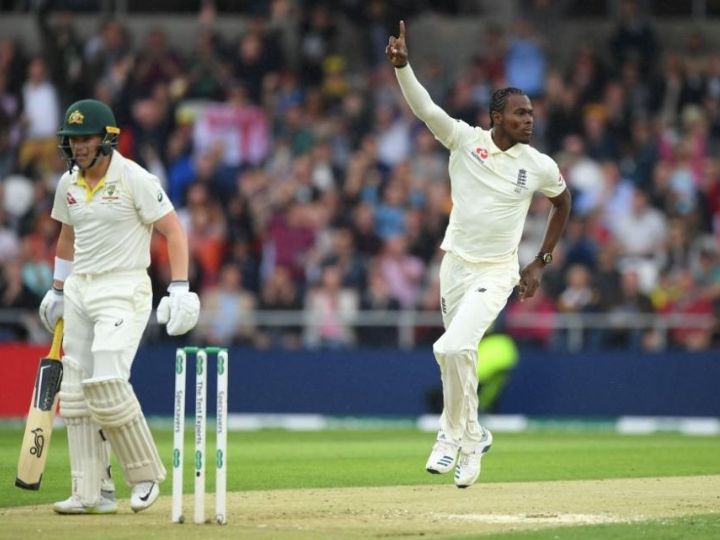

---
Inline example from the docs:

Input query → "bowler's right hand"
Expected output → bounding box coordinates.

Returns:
[386,20,409,68]
[39,288,64,333]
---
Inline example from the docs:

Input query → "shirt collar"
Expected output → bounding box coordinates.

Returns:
[105,149,121,179]
[488,129,523,158]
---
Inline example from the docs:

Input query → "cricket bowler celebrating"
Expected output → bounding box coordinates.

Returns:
[38,99,200,513]
[386,22,571,487]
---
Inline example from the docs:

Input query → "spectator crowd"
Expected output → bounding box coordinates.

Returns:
[2,0,720,351]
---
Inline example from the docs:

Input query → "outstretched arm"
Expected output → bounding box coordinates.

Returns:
[386,21,455,144]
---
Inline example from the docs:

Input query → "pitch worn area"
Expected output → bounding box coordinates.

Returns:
[2,475,719,539]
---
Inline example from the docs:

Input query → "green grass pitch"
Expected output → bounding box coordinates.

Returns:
[1,427,718,539]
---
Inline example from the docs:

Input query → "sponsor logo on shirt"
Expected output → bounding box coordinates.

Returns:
[66,192,78,205]
[470,147,489,163]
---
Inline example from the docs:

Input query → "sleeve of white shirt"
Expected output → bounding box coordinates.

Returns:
[131,172,174,224]
[50,174,72,225]
[538,155,567,198]
[395,64,464,150]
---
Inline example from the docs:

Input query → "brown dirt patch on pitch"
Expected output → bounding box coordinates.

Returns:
[1,475,719,539]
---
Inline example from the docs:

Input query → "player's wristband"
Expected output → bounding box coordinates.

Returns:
[168,281,190,294]
[53,257,73,281]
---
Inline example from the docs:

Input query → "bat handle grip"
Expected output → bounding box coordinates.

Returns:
[50,319,64,359]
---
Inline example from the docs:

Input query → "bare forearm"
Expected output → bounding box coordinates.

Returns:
[539,190,572,253]
[54,224,75,289]
[165,229,189,282]
[56,225,74,261]
[154,211,190,282]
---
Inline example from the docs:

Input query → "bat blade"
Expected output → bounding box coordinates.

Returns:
[16,319,64,490]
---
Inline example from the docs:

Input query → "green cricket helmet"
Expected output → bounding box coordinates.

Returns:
[57,99,120,169]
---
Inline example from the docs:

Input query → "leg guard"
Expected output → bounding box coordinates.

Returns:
[99,428,115,494]
[83,377,166,485]
[59,358,111,506]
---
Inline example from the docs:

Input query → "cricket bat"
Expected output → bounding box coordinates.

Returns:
[16,319,64,490]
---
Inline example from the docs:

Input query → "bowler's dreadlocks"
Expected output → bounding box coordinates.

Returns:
[489,87,525,127]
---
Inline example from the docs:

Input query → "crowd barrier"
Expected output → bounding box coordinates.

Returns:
[2,344,718,419]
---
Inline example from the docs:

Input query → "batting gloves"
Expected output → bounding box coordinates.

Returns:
[157,281,200,336]
[39,287,64,334]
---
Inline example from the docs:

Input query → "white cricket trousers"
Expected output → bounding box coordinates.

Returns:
[433,252,518,445]
[63,269,152,380]
[61,269,165,490]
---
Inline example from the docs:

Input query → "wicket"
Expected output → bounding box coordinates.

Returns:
[172,346,228,525]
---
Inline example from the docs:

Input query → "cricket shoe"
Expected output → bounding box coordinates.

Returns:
[130,481,159,513]
[454,427,493,488]
[425,432,460,474]
[53,492,117,514]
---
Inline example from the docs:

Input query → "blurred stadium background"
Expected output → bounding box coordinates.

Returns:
[1,0,719,426]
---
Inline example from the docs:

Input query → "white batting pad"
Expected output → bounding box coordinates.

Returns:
[59,356,90,419]
[83,378,166,485]
[99,428,115,493]
[59,358,104,505]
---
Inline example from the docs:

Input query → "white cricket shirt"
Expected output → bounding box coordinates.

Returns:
[395,64,566,264]
[439,122,566,263]
[51,150,174,274]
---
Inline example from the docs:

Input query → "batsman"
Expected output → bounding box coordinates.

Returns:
[38,99,200,514]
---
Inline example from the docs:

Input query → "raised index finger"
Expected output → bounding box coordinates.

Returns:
[399,20,406,40]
